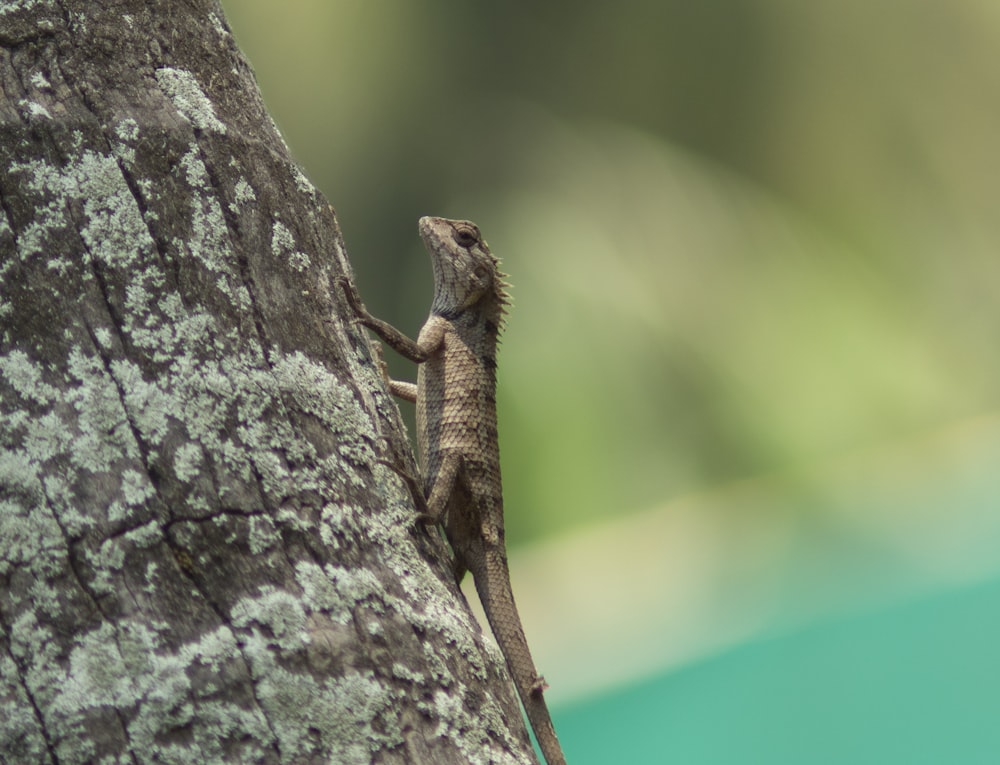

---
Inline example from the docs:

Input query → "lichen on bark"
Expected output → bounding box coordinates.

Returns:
[0,1,537,763]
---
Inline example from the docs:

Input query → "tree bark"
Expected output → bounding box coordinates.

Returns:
[0,1,535,762]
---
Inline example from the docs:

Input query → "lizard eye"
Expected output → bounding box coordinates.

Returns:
[454,226,479,248]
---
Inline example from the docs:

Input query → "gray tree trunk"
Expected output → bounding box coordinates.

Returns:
[0,1,536,762]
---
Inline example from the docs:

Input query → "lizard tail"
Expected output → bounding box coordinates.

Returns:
[473,550,568,765]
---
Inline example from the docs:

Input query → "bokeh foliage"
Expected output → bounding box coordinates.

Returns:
[221,0,1000,545]
[220,4,1000,759]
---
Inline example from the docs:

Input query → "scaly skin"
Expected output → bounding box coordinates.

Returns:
[342,216,566,765]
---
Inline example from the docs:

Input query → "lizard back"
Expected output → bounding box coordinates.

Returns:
[415,217,566,765]
[346,216,566,764]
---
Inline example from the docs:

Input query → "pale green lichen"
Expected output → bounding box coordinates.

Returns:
[0,0,53,26]
[66,347,139,472]
[42,620,275,762]
[41,473,72,513]
[166,521,197,551]
[271,220,310,272]
[89,538,126,595]
[291,165,316,196]
[115,117,139,141]
[154,68,227,134]
[323,564,385,623]
[16,411,62,462]
[418,688,523,765]
[230,177,256,214]
[11,149,155,270]
[30,70,51,90]
[108,358,171,446]
[0,495,59,577]
[177,145,209,189]
[272,351,373,453]
[0,349,58,403]
[121,468,155,507]
[173,441,203,482]
[72,622,149,703]
[164,148,252,309]
[141,561,159,595]
[0,650,48,762]
[234,178,255,202]
[247,514,280,554]
[208,12,229,38]
[227,587,407,760]
[114,143,136,165]
[122,521,162,549]
[0,441,66,579]
[137,177,154,201]
[391,662,425,684]
[93,327,112,349]
[299,421,472,672]
[1,119,510,761]
[0,0,32,14]
[249,660,400,763]
[293,561,342,614]
[107,495,132,524]
[231,586,308,655]
[19,99,51,119]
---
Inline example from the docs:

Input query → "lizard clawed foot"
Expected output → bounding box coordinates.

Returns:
[337,275,360,306]
[338,276,373,323]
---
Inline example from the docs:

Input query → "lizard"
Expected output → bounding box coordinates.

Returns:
[341,216,567,765]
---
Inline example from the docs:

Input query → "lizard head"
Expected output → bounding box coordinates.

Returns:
[419,216,510,321]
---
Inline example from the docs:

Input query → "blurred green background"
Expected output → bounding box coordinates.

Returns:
[220,2,1000,761]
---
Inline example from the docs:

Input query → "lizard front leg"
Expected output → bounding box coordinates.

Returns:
[340,277,446,517]
[339,277,429,363]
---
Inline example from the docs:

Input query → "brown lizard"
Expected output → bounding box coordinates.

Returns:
[341,216,567,765]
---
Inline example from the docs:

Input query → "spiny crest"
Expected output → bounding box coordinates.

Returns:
[493,258,512,331]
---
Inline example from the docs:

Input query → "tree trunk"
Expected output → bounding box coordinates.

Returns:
[0,2,536,762]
